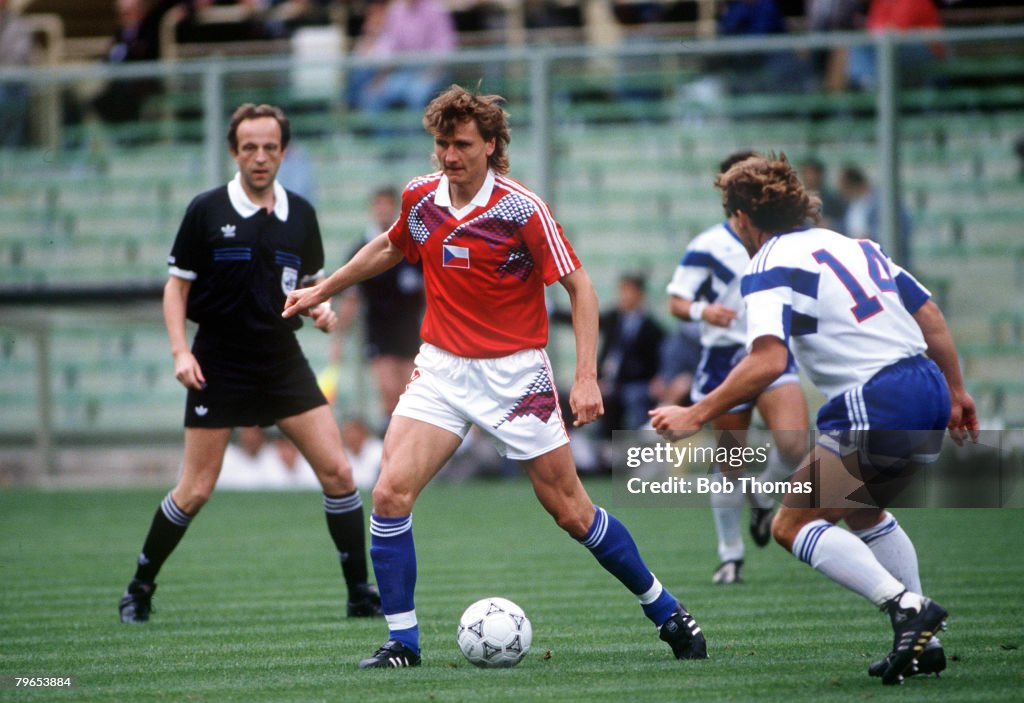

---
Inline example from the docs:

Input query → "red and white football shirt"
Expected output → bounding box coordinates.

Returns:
[387,170,580,358]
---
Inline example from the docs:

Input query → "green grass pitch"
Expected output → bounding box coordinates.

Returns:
[1,478,1021,702]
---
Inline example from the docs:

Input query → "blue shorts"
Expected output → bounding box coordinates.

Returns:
[692,344,800,413]
[817,355,950,470]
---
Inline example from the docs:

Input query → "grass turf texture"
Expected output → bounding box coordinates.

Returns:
[1,479,1021,702]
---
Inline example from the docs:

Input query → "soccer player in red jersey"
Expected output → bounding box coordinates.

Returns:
[284,85,707,668]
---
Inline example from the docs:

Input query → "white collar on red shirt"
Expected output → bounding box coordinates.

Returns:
[435,169,495,217]
[228,172,289,221]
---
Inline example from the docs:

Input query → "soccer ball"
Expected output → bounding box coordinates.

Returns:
[457,597,532,668]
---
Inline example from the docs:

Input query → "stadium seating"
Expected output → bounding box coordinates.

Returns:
[1,34,1022,460]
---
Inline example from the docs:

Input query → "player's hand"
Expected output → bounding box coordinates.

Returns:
[703,303,738,328]
[648,404,703,442]
[172,350,206,391]
[947,389,980,446]
[282,283,327,319]
[310,301,338,333]
[570,377,603,427]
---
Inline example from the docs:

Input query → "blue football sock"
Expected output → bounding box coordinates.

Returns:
[369,513,419,652]
[579,506,678,627]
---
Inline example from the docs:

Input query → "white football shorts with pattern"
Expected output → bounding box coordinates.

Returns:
[393,343,570,461]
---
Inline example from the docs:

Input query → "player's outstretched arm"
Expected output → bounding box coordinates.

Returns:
[912,300,980,445]
[282,233,403,319]
[649,335,787,439]
[558,268,603,427]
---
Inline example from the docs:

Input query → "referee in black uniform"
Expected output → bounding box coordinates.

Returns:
[118,103,381,623]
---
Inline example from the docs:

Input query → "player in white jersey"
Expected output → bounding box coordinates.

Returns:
[666,151,808,585]
[651,154,979,685]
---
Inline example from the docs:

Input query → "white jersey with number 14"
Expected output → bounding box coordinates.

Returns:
[741,228,930,400]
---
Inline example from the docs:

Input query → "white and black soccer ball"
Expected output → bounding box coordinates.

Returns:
[457,597,532,668]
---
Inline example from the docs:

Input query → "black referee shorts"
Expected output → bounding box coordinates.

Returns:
[183,343,327,428]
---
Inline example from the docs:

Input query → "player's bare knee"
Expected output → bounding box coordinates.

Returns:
[548,501,593,539]
[555,512,590,539]
[315,461,355,494]
[771,511,799,550]
[371,481,414,517]
[172,486,212,515]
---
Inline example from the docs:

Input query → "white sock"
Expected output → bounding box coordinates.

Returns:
[710,467,744,562]
[792,519,905,607]
[852,513,941,645]
[852,512,922,593]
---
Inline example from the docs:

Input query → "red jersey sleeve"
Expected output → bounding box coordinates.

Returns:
[520,199,581,285]
[386,186,421,264]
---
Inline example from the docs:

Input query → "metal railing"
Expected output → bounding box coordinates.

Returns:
[2,25,1023,481]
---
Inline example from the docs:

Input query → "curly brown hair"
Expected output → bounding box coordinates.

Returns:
[422,85,510,175]
[715,153,821,233]
[227,103,291,153]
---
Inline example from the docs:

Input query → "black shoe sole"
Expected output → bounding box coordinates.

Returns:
[869,644,946,678]
[881,605,948,685]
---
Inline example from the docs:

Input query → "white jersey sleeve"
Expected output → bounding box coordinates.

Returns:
[741,229,930,399]
[666,222,749,348]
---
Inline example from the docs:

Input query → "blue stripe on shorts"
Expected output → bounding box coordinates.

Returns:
[817,355,950,471]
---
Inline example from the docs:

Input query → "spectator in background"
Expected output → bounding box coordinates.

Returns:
[651,319,702,409]
[847,0,945,91]
[838,163,914,270]
[332,185,425,432]
[799,156,847,229]
[524,0,583,33]
[0,0,32,147]
[89,0,199,126]
[347,0,457,117]
[219,426,320,489]
[716,0,815,94]
[597,273,665,436]
[268,429,321,488]
[804,0,861,92]
[173,0,271,44]
[341,417,384,490]
[263,0,334,37]
[719,0,787,36]
[218,425,277,488]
